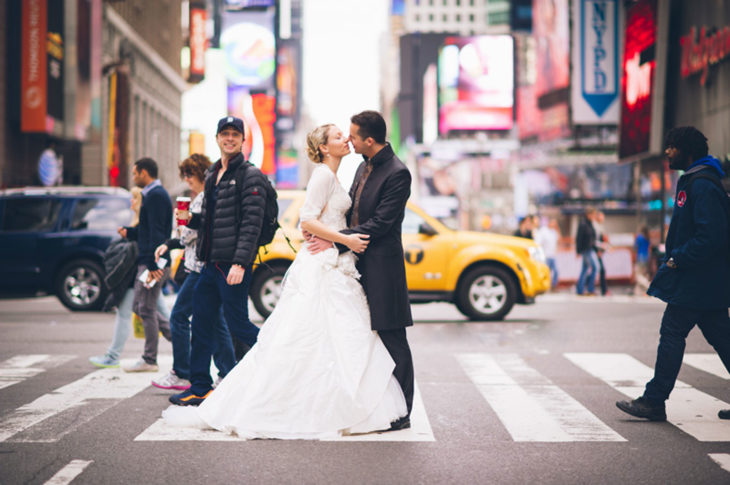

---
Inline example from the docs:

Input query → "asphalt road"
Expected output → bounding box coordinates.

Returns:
[1,292,729,485]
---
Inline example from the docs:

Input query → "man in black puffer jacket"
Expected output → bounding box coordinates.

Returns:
[170,116,268,406]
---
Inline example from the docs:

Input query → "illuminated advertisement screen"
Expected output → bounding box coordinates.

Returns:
[438,35,514,132]
[221,7,275,89]
[619,0,657,159]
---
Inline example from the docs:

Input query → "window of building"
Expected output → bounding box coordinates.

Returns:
[429,13,434,21]
[469,13,474,21]
[2,199,62,232]
[489,10,509,25]
[443,13,448,21]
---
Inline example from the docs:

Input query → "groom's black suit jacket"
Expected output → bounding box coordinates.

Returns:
[344,144,414,331]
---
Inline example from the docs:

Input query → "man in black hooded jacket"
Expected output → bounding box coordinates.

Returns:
[170,116,268,406]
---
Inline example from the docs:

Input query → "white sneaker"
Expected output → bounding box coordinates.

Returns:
[152,370,190,390]
[122,359,159,373]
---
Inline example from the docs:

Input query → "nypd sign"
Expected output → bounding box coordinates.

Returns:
[571,0,620,124]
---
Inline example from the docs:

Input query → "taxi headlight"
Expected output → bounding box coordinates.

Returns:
[528,245,546,264]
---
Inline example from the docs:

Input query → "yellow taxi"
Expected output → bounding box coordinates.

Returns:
[250,190,551,321]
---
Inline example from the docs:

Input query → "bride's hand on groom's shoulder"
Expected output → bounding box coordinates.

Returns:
[306,235,335,254]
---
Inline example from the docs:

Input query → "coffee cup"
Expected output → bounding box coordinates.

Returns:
[176,197,191,226]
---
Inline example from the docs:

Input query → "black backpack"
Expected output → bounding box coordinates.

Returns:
[234,161,280,248]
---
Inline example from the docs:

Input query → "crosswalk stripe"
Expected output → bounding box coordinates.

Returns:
[0,355,75,390]
[709,454,730,474]
[0,356,172,443]
[565,353,730,442]
[684,353,729,380]
[457,353,625,442]
[43,460,93,485]
[134,382,435,442]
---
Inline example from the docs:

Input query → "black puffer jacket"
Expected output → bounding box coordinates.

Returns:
[195,153,268,267]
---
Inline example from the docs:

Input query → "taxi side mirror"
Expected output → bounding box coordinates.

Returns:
[418,222,438,237]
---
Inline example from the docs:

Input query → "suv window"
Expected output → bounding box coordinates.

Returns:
[71,197,133,231]
[1,198,63,232]
[402,208,426,234]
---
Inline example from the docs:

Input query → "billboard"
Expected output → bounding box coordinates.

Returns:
[618,0,668,161]
[437,35,514,133]
[571,0,621,124]
[188,2,207,83]
[21,0,48,133]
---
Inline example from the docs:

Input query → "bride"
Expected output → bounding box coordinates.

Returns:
[162,124,408,439]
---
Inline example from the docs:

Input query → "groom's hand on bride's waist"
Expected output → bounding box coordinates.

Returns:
[306,235,335,254]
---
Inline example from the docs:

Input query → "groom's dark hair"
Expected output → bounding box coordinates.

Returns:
[351,111,386,144]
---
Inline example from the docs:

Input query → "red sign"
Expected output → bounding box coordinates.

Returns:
[619,0,657,160]
[21,0,48,133]
[189,3,207,83]
[251,93,276,176]
[680,25,730,86]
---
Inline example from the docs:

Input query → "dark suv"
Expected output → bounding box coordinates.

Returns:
[0,187,133,311]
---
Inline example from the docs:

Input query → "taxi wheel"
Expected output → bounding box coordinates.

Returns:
[250,264,289,320]
[456,266,516,321]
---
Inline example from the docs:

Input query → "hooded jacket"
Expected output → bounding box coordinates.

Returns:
[648,156,730,309]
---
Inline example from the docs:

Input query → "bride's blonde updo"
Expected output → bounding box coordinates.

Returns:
[305,124,335,164]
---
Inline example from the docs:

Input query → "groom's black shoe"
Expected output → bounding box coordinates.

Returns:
[719,409,730,420]
[387,416,411,431]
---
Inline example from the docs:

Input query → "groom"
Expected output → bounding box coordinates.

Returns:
[309,110,414,430]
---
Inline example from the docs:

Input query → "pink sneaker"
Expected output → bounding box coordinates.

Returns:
[152,370,191,390]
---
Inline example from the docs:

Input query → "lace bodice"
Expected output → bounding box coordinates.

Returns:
[299,164,351,231]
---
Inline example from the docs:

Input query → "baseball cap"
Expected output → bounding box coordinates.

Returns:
[216,116,244,135]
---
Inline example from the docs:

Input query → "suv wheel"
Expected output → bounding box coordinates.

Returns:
[250,264,288,319]
[55,259,106,311]
[455,266,516,321]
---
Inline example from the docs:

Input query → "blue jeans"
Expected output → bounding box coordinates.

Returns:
[170,271,235,380]
[576,250,598,294]
[190,263,260,395]
[644,304,730,404]
[106,288,170,361]
[546,257,558,289]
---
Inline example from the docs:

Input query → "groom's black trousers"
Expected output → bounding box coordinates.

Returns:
[378,328,414,415]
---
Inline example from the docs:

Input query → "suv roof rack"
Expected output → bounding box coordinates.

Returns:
[0,186,130,197]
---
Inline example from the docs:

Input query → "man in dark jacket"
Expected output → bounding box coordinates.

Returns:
[120,158,173,372]
[309,110,414,430]
[575,207,598,295]
[170,116,267,406]
[617,126,730,421]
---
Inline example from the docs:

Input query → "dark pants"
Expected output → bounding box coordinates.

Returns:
[378,328,414,416]
[169,271,236,380]
[597,253,607,295]
[133,265,171,365]
[644,304,730,404]
[189,263,259,395]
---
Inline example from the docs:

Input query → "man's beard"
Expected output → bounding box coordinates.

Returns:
[668,153,689,170]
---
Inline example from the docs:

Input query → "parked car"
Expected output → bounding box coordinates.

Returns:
[0,186,133,311]
[250,190,551,321]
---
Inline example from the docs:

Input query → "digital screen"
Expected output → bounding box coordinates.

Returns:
[619,0,657,159]
[438,35,514,132]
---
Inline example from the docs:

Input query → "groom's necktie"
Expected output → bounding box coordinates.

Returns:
[350,162,373,227]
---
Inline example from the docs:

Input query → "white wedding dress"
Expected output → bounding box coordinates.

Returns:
[162,164,407,439]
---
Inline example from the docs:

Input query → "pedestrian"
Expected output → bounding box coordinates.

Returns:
[633,225,651,296]
[120,158,173,373]
[535,217,560,289]
[169,116,266,405]
[151,154,236,391]
[616,126,730,421]
[575,207,598,295]
[89,187,170,368]
[594,210,609,295]
[513,215,534,239]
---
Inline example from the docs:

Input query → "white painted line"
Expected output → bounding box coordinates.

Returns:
[0,355,172,443]
[709,454,730,474]
[457,353,625,442]
[135,381,435,442]
[44,460,93,485]
[684,353,729,380]
[565,353,730,442]
[0,355,75,390]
